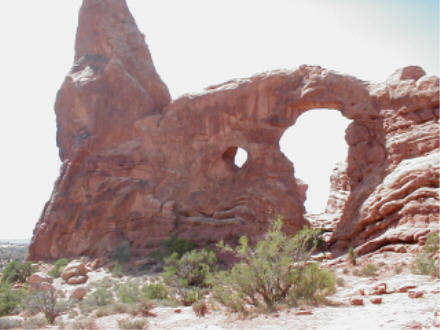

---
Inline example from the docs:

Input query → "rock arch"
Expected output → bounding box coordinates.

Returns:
[28,0,439,260]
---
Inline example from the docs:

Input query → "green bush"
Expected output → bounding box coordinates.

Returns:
[163,248,217,288]
[411,253,439,278]
[348,247,357,265]
[149,235,196,262]
[112,261,124,277]
[117,281,142,305]
[178,287,204,306]
[141,283,168,300]
[212,216,334,313]
[113,242,131,263]
[0,283,26,316]
[118,318,148,330]
[192,299,208,317]
[288,263,335,305]
[163,235,196,258]
[48,258,69,278]
[360,264,378,277]
[424,232,440,254]
[162,248,216,306]
[80,287,114,315]
[1,260,35,284]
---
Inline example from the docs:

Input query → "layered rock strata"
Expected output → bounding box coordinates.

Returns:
[28,0,439,260]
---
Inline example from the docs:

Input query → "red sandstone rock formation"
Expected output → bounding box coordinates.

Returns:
[27,0,439,260]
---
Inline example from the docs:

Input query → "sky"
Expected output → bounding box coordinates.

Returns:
[0,0,438,239]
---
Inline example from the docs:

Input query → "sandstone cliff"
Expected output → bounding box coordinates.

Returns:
[28,0,439,260]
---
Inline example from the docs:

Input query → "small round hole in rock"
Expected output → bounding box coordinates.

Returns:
[234,147,248,168]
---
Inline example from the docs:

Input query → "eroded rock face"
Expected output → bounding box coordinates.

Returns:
[28,0,439,260]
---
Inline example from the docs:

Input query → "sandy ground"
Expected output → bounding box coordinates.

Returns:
[94,273,438,330]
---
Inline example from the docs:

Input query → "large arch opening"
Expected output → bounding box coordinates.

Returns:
[280,109,352,214]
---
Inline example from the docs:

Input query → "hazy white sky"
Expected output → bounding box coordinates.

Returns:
[0,0,438,239]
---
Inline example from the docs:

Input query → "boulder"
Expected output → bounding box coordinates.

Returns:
[67,275,88,285]
[61,261,88,281]
[350,297,364,306]
[28,272,53,285]
[408,291,424,299]
[70,287,87,300]
[28,272,54,292]
[398,285,417,293]
[371,283,387,295]
[370,297,382,304]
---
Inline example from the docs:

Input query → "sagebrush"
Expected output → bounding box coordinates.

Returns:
[212,216,334,313]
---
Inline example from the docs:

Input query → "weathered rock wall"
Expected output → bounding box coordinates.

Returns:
[28,0,439,260]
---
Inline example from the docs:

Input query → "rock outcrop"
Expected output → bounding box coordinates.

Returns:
[28,0,439,260]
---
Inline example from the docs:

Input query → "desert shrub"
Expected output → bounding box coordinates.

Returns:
[21,287,69,324]
[179,287,205,306]
[424,232,440,254]
[118,317,148,330]
[163,235,196,258]
[162,248,216,306]
[212,216,334,313]
[287,263,335,305]
[1,260,35,284]
[23,315,47,329]
[0,283,26,316]
[95,302,129,317]
[360,264,378,277]
[394,265,403,274]
[48,258,69,278]
[108,281,154,316]
[117,281,142,305]
[149,235,196,262]
[113,242,131,263]
[342,268,349,274]
[141,282,168,300]
[72,317,97,330]
[112,261,124,278]
[162,248,217,289]
[411,253,439,278]
[347,247,357,266]
[126,300,154,316]
[80,287,114,315]
[97,300,153,317]
[192,299,208,317]
[0,317,23,329]
[336,277,345,287]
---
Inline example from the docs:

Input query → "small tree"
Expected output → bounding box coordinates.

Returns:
[22,287,69,324]
[213,216,334,312]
